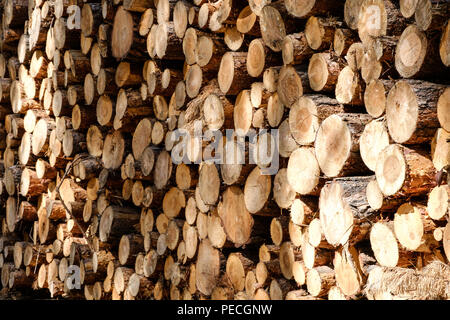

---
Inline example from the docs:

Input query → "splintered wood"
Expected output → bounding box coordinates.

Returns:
[0,0,449,301]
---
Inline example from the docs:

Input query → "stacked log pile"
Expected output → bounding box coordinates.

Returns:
[0,0,449,300]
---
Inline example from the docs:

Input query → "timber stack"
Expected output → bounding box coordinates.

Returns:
[0,0,449,300]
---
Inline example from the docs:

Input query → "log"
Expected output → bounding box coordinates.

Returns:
[386,80,446,144]
[314,114,371,178]
[308,52,344,93]
[375,144,436,197]
[395,25,445,79]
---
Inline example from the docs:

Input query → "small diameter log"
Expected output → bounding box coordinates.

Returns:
[10,80,41,114]
[175,163,198,190]
[375,144,436,197]
[427,185,450,221]
[366,178,405,211]
[148,22,184,60]
[363,79,395,118]
[4,165,22,196]
[153,150,173,190]
[115,62,143,88]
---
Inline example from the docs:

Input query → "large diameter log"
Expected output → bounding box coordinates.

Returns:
[198,162,220,205]
[196,239,221,296]
[314,114,371,178]
[289,94,345,146]
[111,6,135,59]
[357,0,408,44]
[415,0,448,31]
[217,186,254,247]
[427,185,449,221]
[333,246,363,296]
[335,66,364,106]
[284,0,345,18]
[308,52,344,93]
[440,20,450,67]
[282,32,314,65]
[359,119,390,172]
[287,147,321,195]
[306,266,336,297]
[277,65,304,107]
[386,80,446,144]
[99,206,140,243]
[259,5,286,52]
[20,168,50,197]
[226,253,255,292]
[370,222,405,267]
[118,234,144,266]
[431,128,450,172]
[247,38,281,77]
[395,25,444,79]
[102,131,125,170]
[393,203,439,252]
[244,166,272,215]
[218,52,254,95]
[305,16,337,51]
[365,261,450,300]
[233,90,254,136]
[437,87,450,131]
[3,0,28,28]
[319,182,355,247]
[375,144,436,197]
